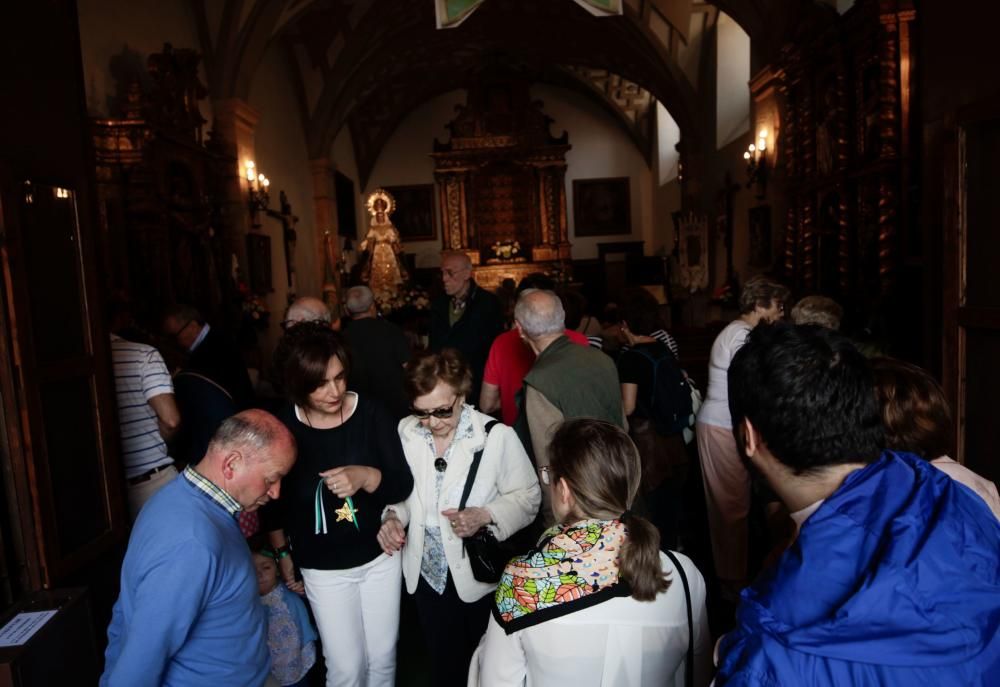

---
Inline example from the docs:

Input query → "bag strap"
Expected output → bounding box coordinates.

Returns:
[459,420,500,510]
[630,345,665,411]
[663,550,694,687]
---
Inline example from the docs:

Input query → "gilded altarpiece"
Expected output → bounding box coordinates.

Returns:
[432,79,571,289]
[757,0,915,323]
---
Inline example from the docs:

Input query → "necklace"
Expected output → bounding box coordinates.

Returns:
[303,400,345,429]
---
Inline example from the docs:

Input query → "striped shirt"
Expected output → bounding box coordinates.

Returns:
[182,465,241,517]
[110,335,174,478]
[620,329,680,357]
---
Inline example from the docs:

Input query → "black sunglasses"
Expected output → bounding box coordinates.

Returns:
[411,406,457,420]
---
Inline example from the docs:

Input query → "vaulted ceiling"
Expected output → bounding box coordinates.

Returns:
[192,0,829,185]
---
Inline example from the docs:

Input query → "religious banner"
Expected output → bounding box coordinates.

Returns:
[572,0,623,17]
[435,0,486,29]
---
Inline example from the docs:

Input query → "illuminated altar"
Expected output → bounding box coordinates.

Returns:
[432,77,572,290]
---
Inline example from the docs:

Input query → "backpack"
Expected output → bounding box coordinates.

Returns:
[630,345,694,436]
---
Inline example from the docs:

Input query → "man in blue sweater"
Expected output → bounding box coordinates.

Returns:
[102,410,297,687]
[715,323,1000,685]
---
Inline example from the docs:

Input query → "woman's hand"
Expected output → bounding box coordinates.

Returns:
[319,465,382,498]
[441,506,492,539]
[377,515,407,555]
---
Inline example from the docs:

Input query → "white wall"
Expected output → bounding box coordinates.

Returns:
[716,11,750,149]
[657,102,681,186]
[248,42,321,354]
[77,0,213,129]
[363,84,656,265]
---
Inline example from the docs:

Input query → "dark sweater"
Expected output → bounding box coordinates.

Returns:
[271,395,413,570]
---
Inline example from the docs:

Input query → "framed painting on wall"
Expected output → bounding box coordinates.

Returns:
[748,205,773,269]
[383,184,436,241]
[573,177,631,237]
[334,172,358,238]
[246,233,272,295]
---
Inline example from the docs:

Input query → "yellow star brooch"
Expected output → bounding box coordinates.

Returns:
[335,498,359,530]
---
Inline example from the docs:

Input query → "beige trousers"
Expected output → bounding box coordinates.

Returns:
[696,422,749,582]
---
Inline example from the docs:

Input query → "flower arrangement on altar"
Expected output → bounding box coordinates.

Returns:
[238,282,270,329]
[710,275,740,309]
[490,239,521,261]
[381,283,431,313]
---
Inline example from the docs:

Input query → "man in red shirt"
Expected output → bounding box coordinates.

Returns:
[480,279,590,425]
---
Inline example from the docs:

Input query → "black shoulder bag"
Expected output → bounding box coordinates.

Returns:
[458,420,509,583]
[664,549,695,687]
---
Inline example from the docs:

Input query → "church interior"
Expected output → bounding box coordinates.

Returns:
[0,0,998,684]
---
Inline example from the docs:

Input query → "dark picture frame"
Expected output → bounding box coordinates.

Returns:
[573,177,631,237]
[748,205,772,269]
[246,233,272,294]
[383,184,436,241]
[334,172,358,238]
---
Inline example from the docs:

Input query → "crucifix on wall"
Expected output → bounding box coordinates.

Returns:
[264,190,299,300]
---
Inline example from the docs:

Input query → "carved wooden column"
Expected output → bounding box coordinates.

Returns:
[436,171,474,260]
[211,98,260,279]
[532,163,571,261]
[309,157,341,312]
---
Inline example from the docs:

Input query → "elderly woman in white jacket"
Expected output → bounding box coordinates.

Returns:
[377,348,540,687]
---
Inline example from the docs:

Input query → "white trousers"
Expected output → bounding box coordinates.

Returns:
[302,553,401,687]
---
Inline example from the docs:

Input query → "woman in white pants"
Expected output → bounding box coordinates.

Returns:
[267,323,414,686]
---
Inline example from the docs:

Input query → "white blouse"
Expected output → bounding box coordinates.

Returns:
[471,551,712,687]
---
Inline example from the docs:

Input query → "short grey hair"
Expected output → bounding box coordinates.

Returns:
[791,295,844,330]
[284,297,332,326]
[345,286,375,314]
[515,289,565,338]
[207,414,275,458]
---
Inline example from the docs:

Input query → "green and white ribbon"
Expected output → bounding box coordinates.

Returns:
[314,480,329,534]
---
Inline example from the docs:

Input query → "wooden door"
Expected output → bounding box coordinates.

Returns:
[945,100,1000,482]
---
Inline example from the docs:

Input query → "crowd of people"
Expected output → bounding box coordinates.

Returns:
[101,253,999,687]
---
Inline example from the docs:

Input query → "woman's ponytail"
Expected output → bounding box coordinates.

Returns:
[618,511,669,601]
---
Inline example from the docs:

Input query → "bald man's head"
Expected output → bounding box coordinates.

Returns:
[203,409,297,511]
[514,289,565,339]
[284,297,332,329]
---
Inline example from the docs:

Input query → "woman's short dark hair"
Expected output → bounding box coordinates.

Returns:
[548,419,669,602]
[558,288,587,330]
[871,357,954,460]
[403,348,472,402]
[738,276,790,315]
[619,287,662,336]
[276,321,351,407]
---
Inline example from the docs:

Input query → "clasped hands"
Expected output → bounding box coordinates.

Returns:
[377,506,492,556]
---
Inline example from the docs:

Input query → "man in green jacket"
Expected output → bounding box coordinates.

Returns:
[517,289,625,522]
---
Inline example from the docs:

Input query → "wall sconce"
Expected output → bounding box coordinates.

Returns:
[245,160,270,226]
[743,128,769,199]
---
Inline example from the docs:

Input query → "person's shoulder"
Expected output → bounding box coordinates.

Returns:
[564,329,590,346]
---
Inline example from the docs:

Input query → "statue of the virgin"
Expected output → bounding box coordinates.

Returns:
[360,189,408,304]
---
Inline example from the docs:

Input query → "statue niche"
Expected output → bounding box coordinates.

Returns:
[432,78,571,289]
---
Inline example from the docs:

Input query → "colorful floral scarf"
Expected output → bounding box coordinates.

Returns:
[493,519,631,634]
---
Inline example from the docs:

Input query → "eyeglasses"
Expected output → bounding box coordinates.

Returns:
[539,466,552,486]
[411,396,460,420]
[166,319,192,342]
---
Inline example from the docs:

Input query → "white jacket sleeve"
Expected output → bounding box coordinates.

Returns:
[483,425,541,541]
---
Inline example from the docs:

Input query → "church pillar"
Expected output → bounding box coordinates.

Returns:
[531,163,571,261]
[309,157,342,313]
[211,99,260,287]
[436,171,476,263]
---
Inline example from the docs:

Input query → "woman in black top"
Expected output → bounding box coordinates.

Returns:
[268,322,413,687]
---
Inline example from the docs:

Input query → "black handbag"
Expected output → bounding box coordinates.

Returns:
[458,420,510,583]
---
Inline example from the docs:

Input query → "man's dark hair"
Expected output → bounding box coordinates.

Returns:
[516,272,555,294]
[619,287,663,336]
[728,322,883,475]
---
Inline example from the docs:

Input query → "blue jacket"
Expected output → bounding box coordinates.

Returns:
[717,451,1000,686]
